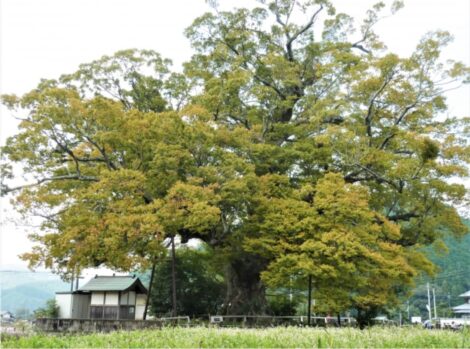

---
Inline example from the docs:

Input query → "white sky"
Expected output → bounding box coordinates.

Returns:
[1,0,469,271]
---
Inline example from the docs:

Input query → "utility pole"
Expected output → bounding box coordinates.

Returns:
[307,275,312,327]
[427,282,432,320]
[74,269,83,291]
[432,288,437,319]
[289,276,293,305]
[70,270,74,292]
[407,300,410,322]
[447,293,451,317]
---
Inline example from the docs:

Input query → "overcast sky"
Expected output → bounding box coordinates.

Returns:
[1,0,469,273]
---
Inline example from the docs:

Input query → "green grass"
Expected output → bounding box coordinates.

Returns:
[1,326,468,348]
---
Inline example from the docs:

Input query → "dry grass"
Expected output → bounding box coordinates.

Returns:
[1,325,468,348]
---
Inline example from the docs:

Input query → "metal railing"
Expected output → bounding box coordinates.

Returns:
[208,315,356,327]
[159,316,191,326]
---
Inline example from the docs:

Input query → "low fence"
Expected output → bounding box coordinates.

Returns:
[159,316,191,326]
[208,315,356,327]
[35,315,359,332]
[35,318,162,333]
[437,317,470,329]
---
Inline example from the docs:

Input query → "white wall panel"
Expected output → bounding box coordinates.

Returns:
[128,291,136,305]
[136,294,147,306]
[55,294,72,318]
[105,292,119,305]
[135,305,145,320]
[91,292,104,305]
[120,292,128,305]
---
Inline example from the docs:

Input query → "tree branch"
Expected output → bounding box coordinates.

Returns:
[387,212,420,221]
[365,72,395,139]
[58,157,107,164]
[221,38,287,99]
[83,135,118,171]
[285,5,323,61]
[344,163,400,192]
[50,131,82,176]
[1,174,99,195]
[378,101,418,150]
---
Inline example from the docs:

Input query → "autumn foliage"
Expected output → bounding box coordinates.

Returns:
[1,0,468,319]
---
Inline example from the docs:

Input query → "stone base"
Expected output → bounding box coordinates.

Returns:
[35,318,162,333]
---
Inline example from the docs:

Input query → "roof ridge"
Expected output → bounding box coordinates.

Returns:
[77,275,147,293]
[94,275,133,278]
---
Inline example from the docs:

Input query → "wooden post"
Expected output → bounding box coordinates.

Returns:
[307,275,312,327]
[70,270,74,292]
[118,292,121,320]
[103,292,106,319]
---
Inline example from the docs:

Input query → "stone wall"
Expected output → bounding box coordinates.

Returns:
[35,318,162,333]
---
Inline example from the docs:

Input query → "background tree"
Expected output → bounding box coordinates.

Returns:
[33,299,59,319]
[147,246,225,317]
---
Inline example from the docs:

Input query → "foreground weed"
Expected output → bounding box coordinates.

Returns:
[1,326,466,348]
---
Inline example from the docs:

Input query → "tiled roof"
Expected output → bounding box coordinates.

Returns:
[458,290,470,298]
[78,275,147,293]
[453,303,470,314]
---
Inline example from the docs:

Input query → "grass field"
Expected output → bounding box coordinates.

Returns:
[1,326,468,348]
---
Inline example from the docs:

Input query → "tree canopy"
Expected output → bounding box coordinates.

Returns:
[1,0,469,319]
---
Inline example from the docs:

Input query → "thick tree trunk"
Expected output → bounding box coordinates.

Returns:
[223,254,268,315]
[356,307,379,329]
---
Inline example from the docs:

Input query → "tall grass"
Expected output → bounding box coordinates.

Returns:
[1,326,468,348]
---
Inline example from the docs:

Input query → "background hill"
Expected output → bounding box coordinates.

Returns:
[405,219,470,319]
[0,271,69,318]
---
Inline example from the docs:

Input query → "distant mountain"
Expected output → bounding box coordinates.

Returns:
[0,267,123,317]
[1,270,62,289]
[406,219,470,319]
[425,219,470,293]
[0,271,69,317]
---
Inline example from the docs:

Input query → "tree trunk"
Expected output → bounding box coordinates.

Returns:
[307,275,312,326]
[356,307,379,329]
[223,253,268,315]
[171,236,177,317]
[143,262,156,320]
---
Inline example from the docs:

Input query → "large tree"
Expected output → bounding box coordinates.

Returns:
[1,0,468,318]
[183,0,469,314]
